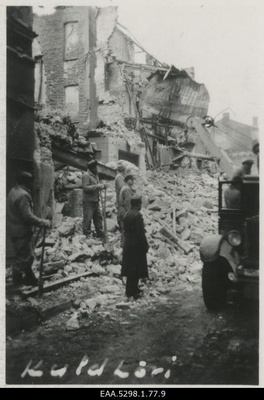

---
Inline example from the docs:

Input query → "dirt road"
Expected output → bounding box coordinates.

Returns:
[6,280,259,386]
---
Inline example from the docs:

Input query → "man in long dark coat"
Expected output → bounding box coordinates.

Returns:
[121,195,149,299]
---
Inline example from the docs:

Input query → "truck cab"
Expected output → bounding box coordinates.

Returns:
[200,175,259,310]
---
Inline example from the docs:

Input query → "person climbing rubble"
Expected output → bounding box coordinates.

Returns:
[118,173,136,247]
[114,161,126,228]
[82,160,106,240]
[121,194,149,300]
[6,171,51,286]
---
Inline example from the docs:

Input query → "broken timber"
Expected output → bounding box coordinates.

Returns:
[21,271,98,297]
[52,145,116,180]
[160,226,193,255]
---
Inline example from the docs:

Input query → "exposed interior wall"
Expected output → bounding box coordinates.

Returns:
[109,28,135,62]
[89,135,146,174]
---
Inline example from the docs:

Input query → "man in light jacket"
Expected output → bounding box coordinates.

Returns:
[82,160,106,239]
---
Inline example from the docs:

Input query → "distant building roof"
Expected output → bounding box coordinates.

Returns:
[215,113,257,152]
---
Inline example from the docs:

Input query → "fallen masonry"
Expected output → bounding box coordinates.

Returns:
[6,167,219,334]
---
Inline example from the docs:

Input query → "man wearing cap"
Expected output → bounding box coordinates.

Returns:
[82,160,105,239]
[231,158,254,181]
[121,195,149,299]
[224,159,254,209]
[118,174,136,246]
[114,161,126,227]
[7,171,51,286]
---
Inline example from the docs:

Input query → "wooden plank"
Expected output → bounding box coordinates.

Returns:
[41,292,96,320]
[21,271,98,297]
[160,226,193,255]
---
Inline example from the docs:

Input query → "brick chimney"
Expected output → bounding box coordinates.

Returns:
[252,116,258,128]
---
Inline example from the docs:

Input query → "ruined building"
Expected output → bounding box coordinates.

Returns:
[33,6,210,171]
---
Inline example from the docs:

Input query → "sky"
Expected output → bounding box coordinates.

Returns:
[31,0,264,136]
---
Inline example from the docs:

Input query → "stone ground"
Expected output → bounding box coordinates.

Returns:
[5,280,259,386]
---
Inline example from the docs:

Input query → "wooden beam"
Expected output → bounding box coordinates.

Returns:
[21,271,98,297]
[160,226,193,255]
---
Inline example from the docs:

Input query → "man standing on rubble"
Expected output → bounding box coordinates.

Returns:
[114,161,126,227]
[118,174,136,247]
[121,195,149,299]
[82,160,106,239]
[7,171,51,286]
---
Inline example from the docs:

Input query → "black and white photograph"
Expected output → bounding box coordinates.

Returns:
[2,0,262,388]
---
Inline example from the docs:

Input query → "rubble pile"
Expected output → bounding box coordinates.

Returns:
[9,165,217,330]
[95,120,142,143]
[35,109,78,151]
[35,109,101,161]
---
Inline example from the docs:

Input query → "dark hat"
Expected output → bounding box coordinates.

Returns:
[17,171,33,185]
[87,160,98,169]
[242,158,254,165]
[124,174,135,182]
[131,194,142,206]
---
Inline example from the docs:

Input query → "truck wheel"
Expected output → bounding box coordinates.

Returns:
[202,258,229,311]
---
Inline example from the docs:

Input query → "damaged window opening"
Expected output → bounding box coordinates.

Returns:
[64,21,79,61]
[65,85,79,122]
[118,150,139,167]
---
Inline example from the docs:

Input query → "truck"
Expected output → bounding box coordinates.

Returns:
[185,115,259,310]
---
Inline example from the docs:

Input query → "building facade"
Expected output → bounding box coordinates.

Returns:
[33,6,210,171]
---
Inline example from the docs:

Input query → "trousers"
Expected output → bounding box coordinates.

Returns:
[83,201,103,238]
[11,236,35,283]
[126,274,139,298]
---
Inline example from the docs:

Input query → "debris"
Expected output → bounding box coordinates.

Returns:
[91,264,107,275]
[116,302,131,310]
[27,297,39,307]
[22,271,97,297]
[203,200,214,209]
[58,222,75,237]
[66,313,80,331]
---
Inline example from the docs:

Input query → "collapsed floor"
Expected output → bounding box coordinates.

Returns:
[6,164,219,334]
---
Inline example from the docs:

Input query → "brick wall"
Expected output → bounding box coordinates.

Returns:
[33,6,98,130]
